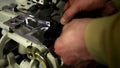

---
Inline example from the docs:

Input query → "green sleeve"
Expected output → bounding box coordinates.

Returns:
[85,12,120,68]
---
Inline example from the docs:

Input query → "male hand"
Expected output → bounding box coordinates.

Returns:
[54,18,92,65]
[61,0,108,24]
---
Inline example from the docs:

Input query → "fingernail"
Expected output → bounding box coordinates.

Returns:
[60,17,66,25]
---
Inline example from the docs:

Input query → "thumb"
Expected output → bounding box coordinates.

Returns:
[60,6,79,25]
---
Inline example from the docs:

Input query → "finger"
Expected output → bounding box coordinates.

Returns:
[54,35,70,56]
[63,2,70,12]
[60,5,79,25]
[55,40,78,65]
[62,56,77,65]
[54,37,64,56]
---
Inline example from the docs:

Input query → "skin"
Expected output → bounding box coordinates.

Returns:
[54,18,92,65]
[61,0,109,24]
[54,0,116,66]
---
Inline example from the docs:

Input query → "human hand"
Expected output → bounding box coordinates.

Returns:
[61,0,108,24]
[54,18,92,66]
[102,1,117,16]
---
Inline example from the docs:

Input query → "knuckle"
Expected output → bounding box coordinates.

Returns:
[54,38,64,55]
[63,12,71,21]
